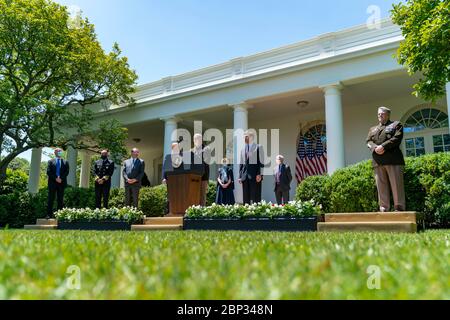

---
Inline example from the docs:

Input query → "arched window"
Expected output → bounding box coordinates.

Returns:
[402,106,449,157]
[295,123,327,183]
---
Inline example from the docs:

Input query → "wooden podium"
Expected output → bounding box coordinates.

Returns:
[166,173,202,216]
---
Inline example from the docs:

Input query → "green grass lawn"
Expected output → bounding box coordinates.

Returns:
[0,230,448,300]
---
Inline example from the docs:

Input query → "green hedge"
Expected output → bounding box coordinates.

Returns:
[295,153,450,227]
[1,168,28,195]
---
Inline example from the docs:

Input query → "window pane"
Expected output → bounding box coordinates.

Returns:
[444,134,450,146]
[406,108,448,131]
[445,146,450,152]
[406,149,416,157]
[433,135,443,146]
[430,109,440,119]
[405,139,415,149]
[416,148,426,156]
[434,146,444,153]
[437,113,448,124]
[415,137,425,148]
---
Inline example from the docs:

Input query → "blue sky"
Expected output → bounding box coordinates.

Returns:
[20,0,402,161]
[57,0,402,84]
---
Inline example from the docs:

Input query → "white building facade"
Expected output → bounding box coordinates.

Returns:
[28,19,450,204]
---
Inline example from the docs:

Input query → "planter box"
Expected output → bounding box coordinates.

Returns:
[183,217,317,232]
[57,221,132,231]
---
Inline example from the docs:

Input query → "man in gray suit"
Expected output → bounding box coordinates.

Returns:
[123,148,145,208]
[273,155,292,205]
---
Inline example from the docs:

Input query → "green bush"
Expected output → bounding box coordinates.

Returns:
[295,153,450,227]
[63,186,96,209]
[1,168,28,195]
[206,180,217,206]
[139,185,167,217]
[295,175,331,213]
[109,188,125,209]
[0,192,45,228]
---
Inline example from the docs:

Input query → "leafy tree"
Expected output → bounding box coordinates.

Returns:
[8,157,29,171]
[391,0,450,101]
[0,0,138,186]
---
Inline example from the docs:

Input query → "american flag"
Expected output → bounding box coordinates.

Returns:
[295,134,307,182]
[315,134,328,175]
[296,131,328,183]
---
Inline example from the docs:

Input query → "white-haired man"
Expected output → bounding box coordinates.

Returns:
[366,106,406,212]
[273,155,292,205]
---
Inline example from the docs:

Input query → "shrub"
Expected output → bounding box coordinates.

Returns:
[327,161,379,213]
[109,188,125,209]
[55,207,144,224]
[139,185,167,217]
[0,192,45,228]
[185,200,321,220]
[63,186,96,209]
[295,153,450,227]
[295,175,331,213]
[206,180,217,206]
[1,168,28,195]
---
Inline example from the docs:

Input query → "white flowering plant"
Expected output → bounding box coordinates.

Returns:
[185,200,321,220]
[55,207,145,224]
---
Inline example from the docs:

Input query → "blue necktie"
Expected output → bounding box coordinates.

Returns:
[56,159,61,177]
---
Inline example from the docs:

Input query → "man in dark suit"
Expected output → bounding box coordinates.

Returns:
[47,148,70,218]
[273,155,293,205]
[192,134,211,206]
[238,131,264,205]
[93,149,115,209]
[123,148,145,208]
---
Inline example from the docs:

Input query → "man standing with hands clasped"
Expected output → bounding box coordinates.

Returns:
[366,106,406,212]
[46,148,70,219]
[93,149,115,209]
[238,131,264,205]
[123,148,145,208]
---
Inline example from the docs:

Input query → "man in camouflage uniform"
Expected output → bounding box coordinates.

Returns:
[366,107,406,212]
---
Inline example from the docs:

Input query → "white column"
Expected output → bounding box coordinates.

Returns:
[446,82,450,130]
[28,148,42,194]
[162,117,179,157]
[66,147,78,187]
[79,151,91,188]
[322,84,345,174]
[111,158,122,189]
[232,103,250,204]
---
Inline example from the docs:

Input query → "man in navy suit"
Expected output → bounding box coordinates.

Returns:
[46,148,70,218]
[238,131,264,204]
[273,155,293,205]
[123,148,145,208]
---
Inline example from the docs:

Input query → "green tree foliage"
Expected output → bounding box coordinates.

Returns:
[0,0,138,185]
[391,0,450,101]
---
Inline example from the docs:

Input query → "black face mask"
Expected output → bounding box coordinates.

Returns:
[101,155,108,160]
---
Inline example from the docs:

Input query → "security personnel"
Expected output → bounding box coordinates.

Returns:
[366,107,406,212]
[93,149,115,209]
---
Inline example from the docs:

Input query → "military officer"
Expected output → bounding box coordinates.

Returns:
[366,106,406,212]
[93,149,115,209]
